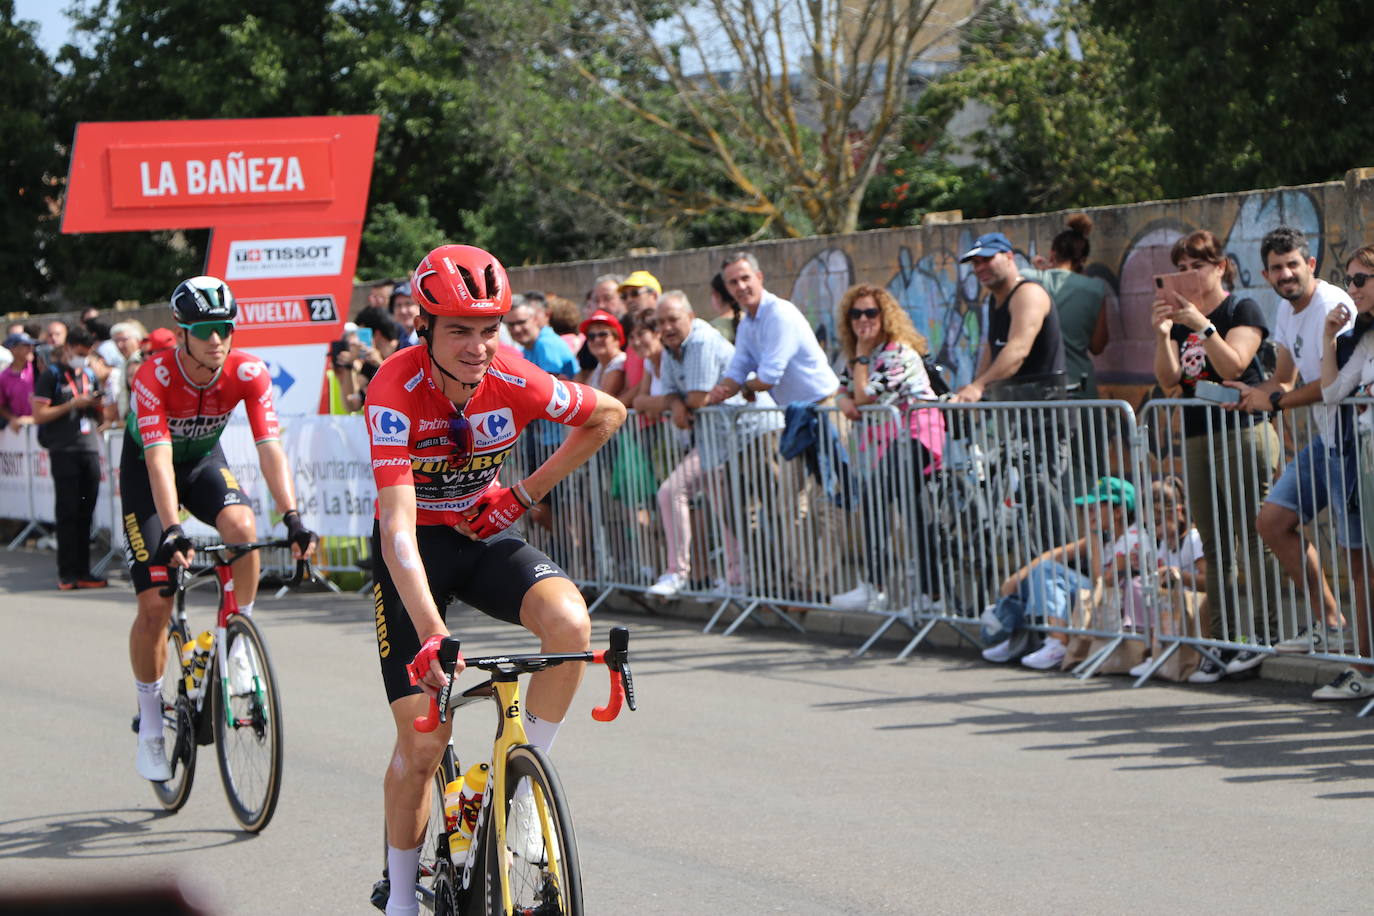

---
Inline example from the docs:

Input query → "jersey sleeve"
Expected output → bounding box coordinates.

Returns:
[129,359,172,449]
[236,356,282,444]
[512,360,598,429]
[365,367,418,491]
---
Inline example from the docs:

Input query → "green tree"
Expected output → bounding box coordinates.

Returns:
[908,0,1164,216]
[1091,0,1372,196]
[1,1,61,310]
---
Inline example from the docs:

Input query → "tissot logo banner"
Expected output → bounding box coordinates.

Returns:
[225,236,346,280]
[106,139,334,210]
[470,409,516,449]
[368,405,411,447]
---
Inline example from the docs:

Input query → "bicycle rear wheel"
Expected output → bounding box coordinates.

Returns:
[151,626,197,811]
[213,614,283,832]
[487,744,582,916]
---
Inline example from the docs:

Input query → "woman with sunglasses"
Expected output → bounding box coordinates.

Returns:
[119,275,319,784]
[365,245,626,915]
[1310,246,1374,699]
[577,308,627,397]
[1151,229,1281,683]
[831,284,944,612]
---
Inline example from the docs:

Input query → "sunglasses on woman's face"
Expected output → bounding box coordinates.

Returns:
[179,321,235,340]
[448,412,473,469]
[586,330,614,341]
[1346,273,1373,289]
[849,307,881,321]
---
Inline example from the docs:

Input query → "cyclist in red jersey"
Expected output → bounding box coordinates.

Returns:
[123,276,317,783]
[369,245,624,916]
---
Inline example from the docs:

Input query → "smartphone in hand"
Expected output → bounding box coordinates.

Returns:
[1194,379,1240,404]
[1153,270,1205,308]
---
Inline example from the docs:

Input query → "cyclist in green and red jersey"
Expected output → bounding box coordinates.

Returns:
[122,276,317,782]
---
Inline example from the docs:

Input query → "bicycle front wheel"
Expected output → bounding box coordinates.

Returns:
[213,614,284,832]
[487,744,583,916]
[151,626,197,811]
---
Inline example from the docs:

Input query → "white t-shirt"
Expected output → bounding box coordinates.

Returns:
[586,351,627,391]
[1271,279,1353,386]
[1158,527,1203,573]
[1102,525,1145,574]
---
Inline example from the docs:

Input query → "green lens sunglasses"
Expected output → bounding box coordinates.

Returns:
[179,321,235,340]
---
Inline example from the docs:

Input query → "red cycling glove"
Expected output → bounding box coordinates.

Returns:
[466,486,527,539]
[406,634,449,689]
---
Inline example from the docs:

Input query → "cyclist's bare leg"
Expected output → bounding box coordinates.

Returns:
[384,694,453,850]
[129,589,176,683]
[215,505,260,609]
[519,578,591,723]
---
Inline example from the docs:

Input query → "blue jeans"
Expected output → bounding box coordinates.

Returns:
[1265,436,1362,548]
[1019,561,1090,625]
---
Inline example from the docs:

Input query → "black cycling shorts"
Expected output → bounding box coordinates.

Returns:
[119,433,250,594]
[370,520,570,703]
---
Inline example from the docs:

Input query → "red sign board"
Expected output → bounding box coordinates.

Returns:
[63,116,377,233]
[62,116,380,410]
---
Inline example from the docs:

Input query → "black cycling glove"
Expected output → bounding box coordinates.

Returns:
[283,510,317,555]
[152,524,192,567]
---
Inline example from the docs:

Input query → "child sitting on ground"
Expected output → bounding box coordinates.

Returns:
[982,476,1145,669]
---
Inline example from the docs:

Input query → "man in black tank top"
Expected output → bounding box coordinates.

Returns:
[952,232,1066,402]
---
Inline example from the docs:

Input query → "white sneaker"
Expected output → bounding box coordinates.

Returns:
[506,791,546,863]
[136,734,173,782]
[1021,639,1067,670]
[1128,659,1153,678]
[981,638,1015,663]
[1276,627,1348,655]
[712,578,746,597]
[647,572,686,598]
[1312,668,1374,700]
[229,638,255,695]
[830,582,885,611]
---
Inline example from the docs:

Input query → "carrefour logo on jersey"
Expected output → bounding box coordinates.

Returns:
[225,235,346,280]
[368,405,411,447]
[469,409,516,449]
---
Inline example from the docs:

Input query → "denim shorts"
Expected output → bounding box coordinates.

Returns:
[1266,436,1362,548]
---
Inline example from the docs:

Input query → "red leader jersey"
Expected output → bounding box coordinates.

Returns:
[125,348,281,462]
[366,345,597,526]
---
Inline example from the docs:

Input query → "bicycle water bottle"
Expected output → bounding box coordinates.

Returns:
[183,630,214,700]
[450,762,489,862]
[442,773,465,834]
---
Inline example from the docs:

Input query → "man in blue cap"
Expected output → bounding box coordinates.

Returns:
[951,231,1066,402]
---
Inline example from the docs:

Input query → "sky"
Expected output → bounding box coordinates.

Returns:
[15,0,75,57]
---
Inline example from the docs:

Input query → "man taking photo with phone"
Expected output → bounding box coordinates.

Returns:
[31,323,107,590]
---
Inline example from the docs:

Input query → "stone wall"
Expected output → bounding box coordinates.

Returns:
[506,167,1374,399]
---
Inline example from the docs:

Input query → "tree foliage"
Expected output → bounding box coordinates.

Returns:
[1091,0,1373,197]
[909,0,1164,216]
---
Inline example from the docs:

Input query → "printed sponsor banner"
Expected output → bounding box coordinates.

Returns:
[236,294,340,331]
[0,426,117,530]
[244,342,332,419]
[225,236,347,281]
[106,139,335,210]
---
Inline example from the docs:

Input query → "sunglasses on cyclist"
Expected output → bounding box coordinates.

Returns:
[179,321,235,340]
[1346,273,1373,289]
[448,411,473,470]
[849,307,882,321]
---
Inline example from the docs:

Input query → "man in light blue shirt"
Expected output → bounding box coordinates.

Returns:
[705,251,838,406]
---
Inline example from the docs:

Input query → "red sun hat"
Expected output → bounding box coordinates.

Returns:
[147,328,177,352]
[578,309,625,347]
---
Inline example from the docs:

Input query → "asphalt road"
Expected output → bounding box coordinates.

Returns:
[1,549,1371,915]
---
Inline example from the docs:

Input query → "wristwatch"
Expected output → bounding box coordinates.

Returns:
[1200,323,1217,340]
[849,355,871,367]
[1269,390,1284,412]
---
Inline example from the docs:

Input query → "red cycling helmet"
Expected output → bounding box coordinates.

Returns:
[410,245,512,317]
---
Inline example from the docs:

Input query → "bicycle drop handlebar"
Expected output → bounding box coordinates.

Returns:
[157,539,313,598]
[411,626,636,733]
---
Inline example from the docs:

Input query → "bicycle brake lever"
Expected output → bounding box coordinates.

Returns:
[287,559,309,588]
[157,566,186,599]
[412,637,464,733]
[592,627,634,721]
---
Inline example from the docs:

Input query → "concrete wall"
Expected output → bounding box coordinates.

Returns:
[506,167,1374,396]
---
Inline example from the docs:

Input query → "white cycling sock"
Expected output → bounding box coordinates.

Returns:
[523,711,560,755]
[385,844,422,916]
[239,601,254,618]
[136,679,163,737]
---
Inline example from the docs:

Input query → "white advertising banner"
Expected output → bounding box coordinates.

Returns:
[244,342,329,419]
[0,418,373,542]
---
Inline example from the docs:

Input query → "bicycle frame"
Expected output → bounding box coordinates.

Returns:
[406,627,635,914]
